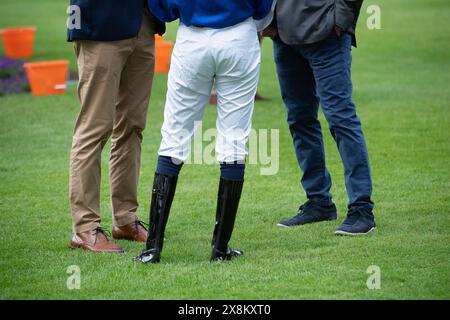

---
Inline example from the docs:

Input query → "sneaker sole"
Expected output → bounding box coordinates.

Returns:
[276,223,290,228]
[334,227,376,236]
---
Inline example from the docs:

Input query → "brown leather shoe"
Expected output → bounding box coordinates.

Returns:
[112,220,148,242]
[70,227,126,253]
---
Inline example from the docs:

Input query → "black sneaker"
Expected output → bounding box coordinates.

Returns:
[335,207,376,236]
[277,201,337,227]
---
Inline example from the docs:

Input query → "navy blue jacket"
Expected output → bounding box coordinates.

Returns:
[67,0,165,42]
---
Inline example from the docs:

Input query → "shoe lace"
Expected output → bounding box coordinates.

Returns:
[136,220,149,230]
[297,201,314,215]
[93,227,111,245]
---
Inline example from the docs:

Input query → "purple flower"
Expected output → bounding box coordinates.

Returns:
[0,57,29,95]
[0,57,24,70]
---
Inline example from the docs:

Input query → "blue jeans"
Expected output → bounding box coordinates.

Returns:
[274,32,374,210]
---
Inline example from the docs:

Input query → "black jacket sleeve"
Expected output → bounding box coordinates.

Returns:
[334,0,364,31]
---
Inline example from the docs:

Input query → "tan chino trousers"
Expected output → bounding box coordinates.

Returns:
[70,11,156,233]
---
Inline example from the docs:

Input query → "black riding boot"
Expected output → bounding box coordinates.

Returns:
[210,178,244,261]
[134,173,178,263]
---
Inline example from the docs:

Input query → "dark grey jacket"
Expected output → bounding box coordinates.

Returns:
[275,0,363,46]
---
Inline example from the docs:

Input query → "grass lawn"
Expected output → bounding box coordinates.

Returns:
[0,0,449,299]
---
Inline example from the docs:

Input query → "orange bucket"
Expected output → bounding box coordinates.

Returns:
[155,41,173,73]
[0,27,36,58]
[23,60,69,96]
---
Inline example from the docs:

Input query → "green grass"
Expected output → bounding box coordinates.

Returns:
[0,0,449,299]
